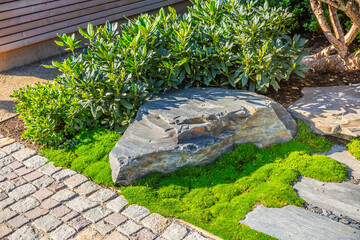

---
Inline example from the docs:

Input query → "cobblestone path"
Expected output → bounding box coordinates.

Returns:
[0,135,220,240]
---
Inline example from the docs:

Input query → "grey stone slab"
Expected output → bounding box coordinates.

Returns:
[2,142,25,154]
[0,150,6,159]
[325,145,360,179]
[141,213,170,234]
[0,166,12,175]
[66,196,98,212]
[132,228,157,240]
[8,214,30,228]
[52,169,76,181]
[75,181,100,196]
[293,176,360,222]
[64,174,87,189]
[110,88,296,185]
[33,214,62,233]
[24,156,48,169]
[12,148,37,162]
[51,189,78,202]
[0,155,15,168]
[162,222,190,240]
[88,188,117,203]
[0,138,15,148]
[38,162,62,176]
[33,175,54,188]
[240,205,360,240]
[8,225,40,240]
[0,225,13,239]
[104,212,128,226]
[117,219,143,237]
[92,220,114,236]
[0,197,15,209]
[83,206,111,223]
[50,224,76,240]
[8,183,37,200]
[106,195,128,212]
[122,204,150,222]
[0,180,16,192]
[68,216,90,231]
[11,197,40,213]
[0,208,17,223]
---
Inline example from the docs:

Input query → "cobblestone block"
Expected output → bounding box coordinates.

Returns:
[64,174,87,189]
[0,192,7,201]
[122,204,150,222]
[24,207,49,220]
[50,224,76,240]
[61,210,79,222]
[0,225,13,239]
[33,188,54,201]
[69,216,91,231]
[0,155,15,168]
[2,142,25,154]
[38,162,62,176]
[12,177,27,187]
[0,150,6,159]
[117,220,143,237]
[0,166,13,175]
[50,205,72,218]
[141,213,170,234]
[75,181,100,196]
[0,175,5,182]
[0,197,15,209]
[14,166,33,176]
[12,148,36,162]
[8,183,37,200]
[89,189,117,204]
[106,195,128,213]
[33,175,54,188]
[10,197,40,213]
[105,231,128,240]
[8,225,39,240]
[92,220,114,236]
[183,232,208,240]
[104,213,127,226]
[52,169,76,181]
[0,137,15,148]
[66,196,98,213]
[162,222,190,240]
[41,198,60,210]
[74,228,103,240]
[83,206,111,223]
[7,161,24,170]
[47,181,66,192]
[0,208,17,223]
[33,214,62,233]
[0,180,15,193]
[52,189,78,202]
[4,171,18,180]
[8,214,30,228]
[132,228,157,240]
[23,170,44,182]
[24,156,47,169]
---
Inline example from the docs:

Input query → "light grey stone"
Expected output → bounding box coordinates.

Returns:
[33,175,54,188]
[0,150,7,159]
[122,204,150,222]
[51,189,78,202]
[66,196,98,212]
[11,197,40,213]
[33,214,62,233]
[52,169,76,181]
[109,88,296,185]
[325,145,360,179]
[92,220,114,236]
[24,156,47,169]
[0,208,17,223]
[141,213,170,234]
[183,232,208,240]
[162,222,190,240]
[88,189,117,203]
[8,225,40,240]
[288,84,360,140]
[106,195,128,212]
[50,224,76,240]
[0,180,15,193]
[0,197,15,209]
[38,162,62,176]
[240,205,360,240]
[83,206,111,223]
[12,148,36,162]
[2,142,25,154]
[0,166,13,174]
[75,181,100,196]
[117,219,143,237]
[64,174,87,189]
[8,183,37,200]
[0,155,15,168]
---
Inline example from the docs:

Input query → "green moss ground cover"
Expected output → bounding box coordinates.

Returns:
[348,137,360,160]
[43,122,348,239]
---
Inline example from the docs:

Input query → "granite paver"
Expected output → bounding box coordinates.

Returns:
[23,156,47,169]
[92,220,114,236]
[0,155,15,168]
[104,212,127,226]
[105,231,128,240]
[12,177,27,186]
[10,197,40,213]
[88,188,117,203]
[64,174,88,189]
[0,180,15,192]
[33,175,54,188]
[50,224,76,240]
[0,197,15,209]
[32,214,62,233]
[162,222,190,240]
[83,206,111,223]
[75,181,100,196]
[12,148,36,162]
[8,183,37,200]
[122,204,150,222]
[117,219,143,237]
[106,195,128,212]
[50,205,72,218]
[51,189,78,202]
[38,162,62,176]
[8,214,30,228]
[69,216,91,231]
[42,198,60,210]
[66,196,98,213]
[8,225,39,240]
[0,225,13,238]
[2,142,25,154]
[52,169,76,181]
[0,208,17,223]
[33,188,54,201]
[24,207,49,220]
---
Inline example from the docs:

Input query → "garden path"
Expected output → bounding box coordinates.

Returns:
[0,135,219,240]
[241,146,360,240]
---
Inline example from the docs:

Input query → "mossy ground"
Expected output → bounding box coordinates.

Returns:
[43,122,348,239]
[348,137,360,160]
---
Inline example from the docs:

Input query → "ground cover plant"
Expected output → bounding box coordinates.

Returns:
[348,137,360,159]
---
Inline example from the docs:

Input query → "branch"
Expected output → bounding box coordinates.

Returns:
[345,24,360,44]
[329,5,345,42]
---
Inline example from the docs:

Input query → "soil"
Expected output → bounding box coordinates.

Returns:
[0,34,359,150]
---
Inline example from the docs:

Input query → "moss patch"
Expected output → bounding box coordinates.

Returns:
[42,128,121,185]
[348,137,360,160]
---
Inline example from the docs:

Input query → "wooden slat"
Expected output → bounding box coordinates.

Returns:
[0,0,168,44]
[0,0,185,53]
[0,0,144,37]
[0,0,117,28]
[0,0,89,20]
[0,0,57,12]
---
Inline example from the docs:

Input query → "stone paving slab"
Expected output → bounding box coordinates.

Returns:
[0,139,218,240]
[240,205,360,240]
[325,145,360,179]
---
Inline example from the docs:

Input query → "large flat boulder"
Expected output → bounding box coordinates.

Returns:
[109,88,296,185]
[288,84,360,140]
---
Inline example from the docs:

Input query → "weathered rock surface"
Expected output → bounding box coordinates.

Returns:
[110,88,297,185]
[288,84,360,140]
